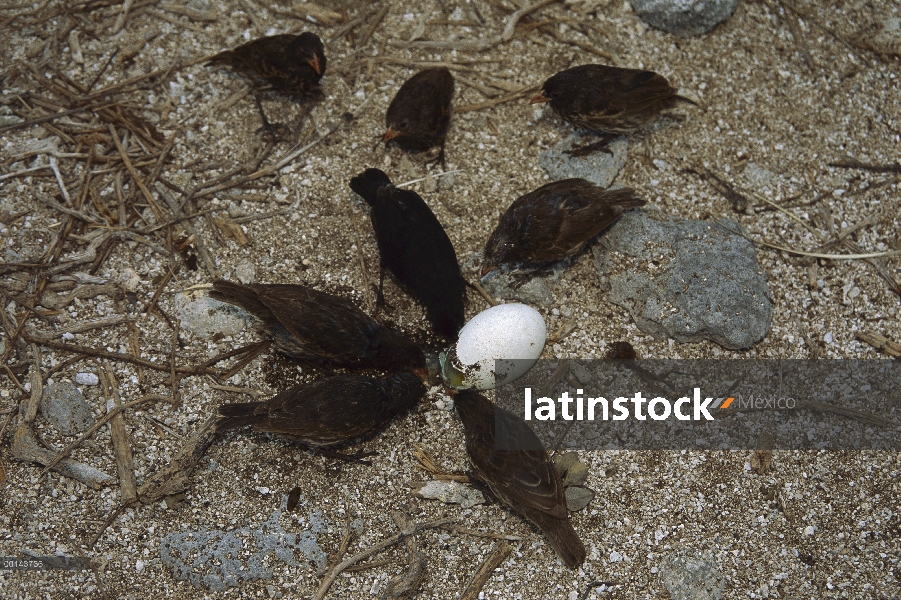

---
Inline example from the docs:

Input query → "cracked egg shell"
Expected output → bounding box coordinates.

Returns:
[440,303,546,390]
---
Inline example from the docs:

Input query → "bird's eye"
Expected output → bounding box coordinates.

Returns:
[399,121,408,130]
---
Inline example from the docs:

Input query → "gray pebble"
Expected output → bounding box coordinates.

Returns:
[563,461,589,487]
[480,261,568,306]
[414,480,485,509]
[539,133,628,187]
[40,381,96,436]
[439,171,457,191]
[553,451,580,475]
[659,549,725,600]
[0,115,23,126]
[234,259,256,284]
[630,0,740,37]
[175,292,251,337]
[564,486,595,512]
[422,173,438,194]
[74,372,99,386]
[595,211,773,349]
[742,162,776,190]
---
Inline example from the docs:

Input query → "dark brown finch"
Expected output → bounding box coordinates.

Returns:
[452,390,586,569]
[383,67,454,164]
[217,372,425,447]
[210,280,427,376]
[349,168,465,339]
[207,32,326,96]
[531,64,696,143]
[481,178,645,276]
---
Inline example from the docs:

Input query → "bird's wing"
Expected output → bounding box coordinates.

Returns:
[470,408,568,519]
[253,284,376,359]
[258,377,386,441]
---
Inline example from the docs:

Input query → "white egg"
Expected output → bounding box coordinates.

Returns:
[440,303,546,390]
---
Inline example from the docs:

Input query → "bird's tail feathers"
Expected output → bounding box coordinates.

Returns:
[206,50,234,66]
[210,280,268,316]
[529,510,586,569]
[674,93,703,109]
[216,402,264,430]
[605,187,647,210]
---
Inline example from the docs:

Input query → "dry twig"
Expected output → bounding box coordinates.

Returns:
[855,330,901,358]
[458,541,512,600]
[403,0,561,52]
[100,364,137,504]
[39,394,173,476]
[455,84,540,113]
[313,516,456,600]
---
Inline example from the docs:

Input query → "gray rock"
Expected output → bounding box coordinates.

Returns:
[40,382,96,436]
[539,133,628,187]
[74,372,99,386]
[563,461,589,487]
[414,480,485,509]
[175,292,251,337]
[659,549,725,600]
[742,162,776,191]
[594,211,772,349]
[160,509,327,591]
[564,486,595,512]
[553,452,580,476]
[234,259,255,284]
[480,261,568,306]
[630,0,740,37]
[439,170,457,191]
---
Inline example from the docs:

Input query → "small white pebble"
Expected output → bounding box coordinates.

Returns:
[75,372,99,386]
[62,332,74,340]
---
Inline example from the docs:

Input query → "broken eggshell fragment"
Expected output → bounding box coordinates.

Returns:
[440,303,547,390]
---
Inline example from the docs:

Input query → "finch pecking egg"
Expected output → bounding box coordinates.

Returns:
[440,303,546,390]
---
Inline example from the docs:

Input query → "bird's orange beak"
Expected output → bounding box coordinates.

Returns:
[530,92,551,104]
[382,127,400,142]
[307,55,322,76]
[480,263,492,278]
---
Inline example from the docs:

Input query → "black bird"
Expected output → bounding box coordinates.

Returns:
[207,32,326,134]
[452,389,586,569]
[382,67,454,165]
[210,280,427,377]
[217,372,425,449]
[349,168,465,339]
[481,179,645,276]
[208,32,326,94]
[531,64,696,156]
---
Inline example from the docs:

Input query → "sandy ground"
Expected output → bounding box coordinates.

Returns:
[1,0,900,598]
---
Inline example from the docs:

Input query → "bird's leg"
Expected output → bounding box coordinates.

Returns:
[375,265,394,313]
[253,93,290,142]
[564,132,620,158]
[425,142,446,169]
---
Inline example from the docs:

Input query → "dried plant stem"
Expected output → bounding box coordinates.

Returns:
[100,365,137,504]
[313,517,456,600]
[40,394,172,476]
[459,541,512,600]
